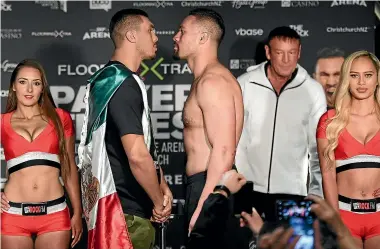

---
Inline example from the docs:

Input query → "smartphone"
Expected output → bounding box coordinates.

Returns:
[233,181,253,217]
[276,200,315,249]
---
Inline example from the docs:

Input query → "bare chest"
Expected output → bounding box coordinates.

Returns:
[182,90,203,128]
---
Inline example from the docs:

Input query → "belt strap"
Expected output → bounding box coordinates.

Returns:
[8,196,66,208]
[339,195,380,204]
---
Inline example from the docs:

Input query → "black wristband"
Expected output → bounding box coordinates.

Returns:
[214,185,231,197]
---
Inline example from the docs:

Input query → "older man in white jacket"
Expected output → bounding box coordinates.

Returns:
[235,26,327,222]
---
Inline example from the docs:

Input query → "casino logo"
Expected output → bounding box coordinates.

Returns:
[1,29,22,39]
[281,0,319,7]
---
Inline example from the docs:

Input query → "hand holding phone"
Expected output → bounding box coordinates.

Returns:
[233,181,254,217]
[276,200,316,249]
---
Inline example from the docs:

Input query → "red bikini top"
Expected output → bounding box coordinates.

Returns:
[317,109,380,173]
[1,108,74,174]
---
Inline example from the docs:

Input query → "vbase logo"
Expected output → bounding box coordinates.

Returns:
[235,28,264,36]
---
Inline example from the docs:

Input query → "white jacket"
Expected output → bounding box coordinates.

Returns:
[235,62,326,197]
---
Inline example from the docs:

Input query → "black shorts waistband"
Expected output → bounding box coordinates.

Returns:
[185,171,207,185]
[8,196,66,208]
[338,195,380,204]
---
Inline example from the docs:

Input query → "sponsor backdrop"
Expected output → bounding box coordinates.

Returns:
[0,1,376,248]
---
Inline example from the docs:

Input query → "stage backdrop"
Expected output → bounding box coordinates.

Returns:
[1,1,376,249]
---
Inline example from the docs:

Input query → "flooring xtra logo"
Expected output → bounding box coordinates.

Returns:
[235,28,264,36]
[58,64,105,76]
[90,0,111,11]
[1,60,17,73]
[326,26,370,33]
[181,1,223,7]
[140,58,191,80]
[1,29,22,39]
[1,1,12,11]
[35,0,67,12]
[231,0,268,9]
[289,25,309,37]
[331,0,367,7]
[281,0,319,7]
[83,27,110,40]
[31,30,72,38]
[133,1,173,8]
[230,59,256,70]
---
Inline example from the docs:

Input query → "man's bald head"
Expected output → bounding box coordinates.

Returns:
[188,8,225,46]
[109,8,149,48]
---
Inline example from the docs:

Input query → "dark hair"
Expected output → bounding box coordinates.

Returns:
[189,8,225,46]
[109,8,149,47]
[314,47,346,72]
[6,59,71,179]
[267,26,300,46]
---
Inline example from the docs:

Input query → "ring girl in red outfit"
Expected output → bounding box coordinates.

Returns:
[1,59,82,249]
[317,51,380,249]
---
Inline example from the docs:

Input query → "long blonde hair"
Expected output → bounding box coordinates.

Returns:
[324,51,380,166]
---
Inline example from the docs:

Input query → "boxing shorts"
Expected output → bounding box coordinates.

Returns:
[1,195,71,236]
[339,194,380,240]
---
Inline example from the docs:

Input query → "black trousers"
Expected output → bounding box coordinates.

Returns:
[185,171,252,249]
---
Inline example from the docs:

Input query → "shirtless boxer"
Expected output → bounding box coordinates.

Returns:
[172,8,244,236]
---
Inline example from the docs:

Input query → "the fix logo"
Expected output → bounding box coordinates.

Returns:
[140,57,164,80]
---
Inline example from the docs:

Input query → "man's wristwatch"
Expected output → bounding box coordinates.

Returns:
[213,185,231,197]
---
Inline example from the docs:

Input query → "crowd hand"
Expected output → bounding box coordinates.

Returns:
[70,214,83,248]
[240,207,264,234]
[258,227,299,249]
[217,170,247,194]
[1,192,10,213]
[306,194,347,238]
